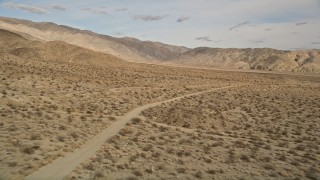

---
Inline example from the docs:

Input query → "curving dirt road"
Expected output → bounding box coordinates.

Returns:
[25,85,238,180]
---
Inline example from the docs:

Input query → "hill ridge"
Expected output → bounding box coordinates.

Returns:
[0,16,319,73]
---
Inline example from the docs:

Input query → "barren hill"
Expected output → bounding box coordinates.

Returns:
[0,17,188,63]
[1,17,320,73]
[170,47,320,73]
[0,29,126,67]
[0,29,26,42]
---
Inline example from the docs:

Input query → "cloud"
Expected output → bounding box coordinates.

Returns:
[177,16,190,23]
[311,42,320,45]
[81,8,108,15]
[252,40,265,44]
[229,21,250,31]
[133,15,168,21]
[3,2,48,14]
[250,38,267,44]
[296,21,308,26]
[264,28,272,31]
[115,8,128,12]
[52,4,66,11]
[113,32,125,36]
[290,32,299,35]
[195,36,212,42]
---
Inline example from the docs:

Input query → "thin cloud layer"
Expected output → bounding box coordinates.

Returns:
[52,5,66,11]
[229,21,250,31]
[250,37,267,44]
[133,15,168,21]
[195,36,212,42]
[3,2,48,14]
[251,40,265,44]
[177,16,190,23]
[82,8,108,15]
[115,8,128,12]
[113,32,125,36]
[296,21,308,26]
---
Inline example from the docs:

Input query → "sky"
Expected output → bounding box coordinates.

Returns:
[0,0,319,50]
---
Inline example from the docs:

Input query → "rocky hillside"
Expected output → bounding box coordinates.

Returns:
[0,29,126,68]
[170,47,320,73]
[1,17,320,73]
[0,17,188,63]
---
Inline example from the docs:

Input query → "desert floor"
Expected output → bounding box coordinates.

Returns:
[1,46,320,179]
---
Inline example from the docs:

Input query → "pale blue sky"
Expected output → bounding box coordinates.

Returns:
[0,0,319,49]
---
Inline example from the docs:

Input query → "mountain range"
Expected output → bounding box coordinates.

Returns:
[0,16,319,73]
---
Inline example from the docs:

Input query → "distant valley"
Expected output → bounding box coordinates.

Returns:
[0,16,319,73]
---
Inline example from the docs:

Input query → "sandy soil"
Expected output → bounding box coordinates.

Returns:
[70,84,320,180]
[1,37,320,179]
[0,50,234,179]
[26,86,237,179]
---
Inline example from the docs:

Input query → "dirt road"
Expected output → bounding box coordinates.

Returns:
[26,85,237,180]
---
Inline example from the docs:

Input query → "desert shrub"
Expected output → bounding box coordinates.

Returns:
[288,149,297,155]
[291,160,301,167]
[277,141,289,147]
[8,161,17,167]
[117,164,125,169]
[207,169,216,174]
[22,146,34,154]
[176,167,186,173]
[179,138,192,144]
[131,117,141,124]
[159,126,169,132]
[263,163,275,170]
[194,171,203,178]
[129,155,138,162]
[57,135,65,142]
[132,170,143,176]
[233,140,247,148]
[119,128,133,136]
[278,154,287,161]
[225,150,237,163]
[304,167,320,180]
[67,115,74,123]
[70,131,79,139]
[93,170,104,179]
[212,141,224,147]
[204,158,212,163]
[295,144,306,151]
[8,125,18,131]
[148,136,156,141]
[240,154,250,162]
[175,149,191,157]
[59,125,66,131]
[156,164,166,170]
[145,166,155,174]
[84,163,95,171]
[142,144,153,151]
[30,133,42,140]
[80,115,86,120]
[126,176,138,180]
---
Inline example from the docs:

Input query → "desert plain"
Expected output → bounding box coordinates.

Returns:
[0,28,320,180]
